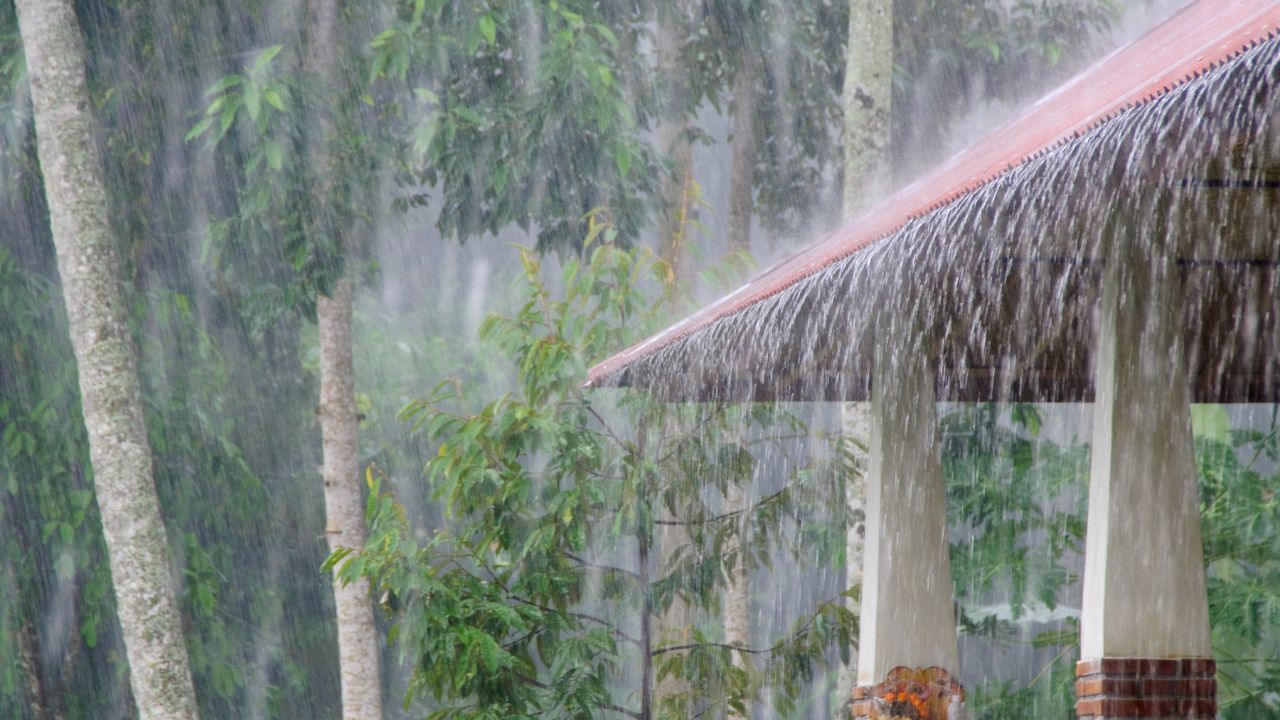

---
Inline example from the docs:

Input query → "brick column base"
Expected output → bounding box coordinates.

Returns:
[851,666,964,719]
[1075,658,1216,719]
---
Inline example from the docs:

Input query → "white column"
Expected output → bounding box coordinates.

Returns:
[1080,242,1211,660]
[856,324,960,687]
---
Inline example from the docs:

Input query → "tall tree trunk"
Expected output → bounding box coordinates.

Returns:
[304,1,384,717]
[841,0,893,220]
[13,1,199,717]
[723,485,751,720]
[639,526,655,720]
[655,8,696,696]
[656,0,693,282]
[836,2,891,717]
[656,523,693,714]
[727,53,758,255]
[317,281,382,719]
[723,52,758,719]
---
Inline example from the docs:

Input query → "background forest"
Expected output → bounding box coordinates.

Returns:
[1,0,1277,719]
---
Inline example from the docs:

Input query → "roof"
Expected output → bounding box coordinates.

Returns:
[587,0,1280,399]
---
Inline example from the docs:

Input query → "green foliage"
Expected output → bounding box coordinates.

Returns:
[190,38,350,318]
[683,0,850,238]
[0,2,347,713]
[0,245,116,720]
[187,44,292,164]
[372,0,660,253]
[892,0,1120,173]
[1198,414,1280,718]
[944,403,1087,628]
[944,402,1280,718]
[0,0,28,163]
[343,234,854,718]
[962,655,1077,720]
[940,403,1087,717]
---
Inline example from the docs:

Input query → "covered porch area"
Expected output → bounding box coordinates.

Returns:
[588,1,1280,717]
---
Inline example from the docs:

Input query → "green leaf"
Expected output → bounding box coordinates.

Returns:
[264,140,284,171]
[478,15,497,46]
[263,87,285,112]
[216,101,238,141]
[245,84,262,121]
[204,74,243,96]
[253,44,284,73]
[452,106,484,125]
[613,145,631,179]
[185,116,215,142]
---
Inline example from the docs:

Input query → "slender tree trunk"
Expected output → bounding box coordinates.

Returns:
[304,1,384,717]
[656,1,693,281]
[317,281,382,719]
[639,527,654,720]
[841,0,893,220]
[723,485,751,720]
[836,2,891,717]
[13,1,199,717]
[727,53,758,255]
[656,522,692,715]
[723,52,759,719]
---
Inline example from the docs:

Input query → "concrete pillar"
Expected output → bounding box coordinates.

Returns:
[851,326,965,719]
[1077,242,1215,719]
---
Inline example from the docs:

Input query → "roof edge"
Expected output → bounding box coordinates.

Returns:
[587,0,1280,389]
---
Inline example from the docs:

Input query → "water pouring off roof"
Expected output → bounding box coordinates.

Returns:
[587,0,1280,401]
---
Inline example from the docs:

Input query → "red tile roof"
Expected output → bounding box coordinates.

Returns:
[587,0,1280,388]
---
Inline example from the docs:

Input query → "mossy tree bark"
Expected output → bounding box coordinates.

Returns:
[841,0,893,220]
[13,0,199,717]
[837,1,891,717]
[304,0,384,717]
[317,280,382,719]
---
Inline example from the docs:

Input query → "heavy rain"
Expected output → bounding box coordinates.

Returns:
[1,0,1277,719]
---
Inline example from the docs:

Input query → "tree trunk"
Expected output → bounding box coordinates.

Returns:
[841,0,893,220]
[655,7,696,691]
[723,484,751,720]
[722,50,760,719]
[655,522,693,715]
[639,526,655,720]
[836,2,891,717]
[13,1,199,717]
[304,1,383,717]
[317,280,382,719]
[655,1,693,282]
[727,53,758,255]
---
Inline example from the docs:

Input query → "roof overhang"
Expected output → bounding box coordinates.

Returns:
[587,0,1280,404]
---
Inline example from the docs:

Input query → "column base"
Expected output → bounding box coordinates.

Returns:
[851,666,965,719]
[1075,658,1216,719]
